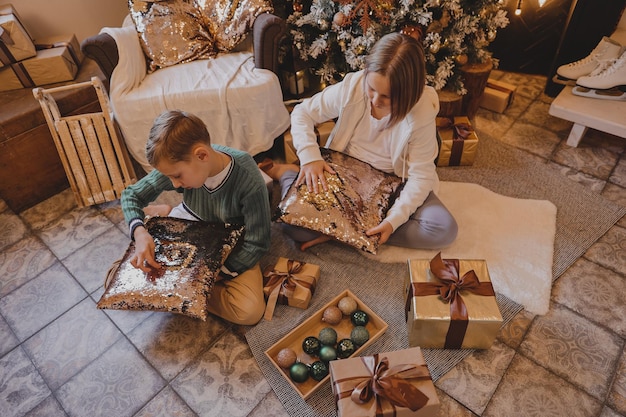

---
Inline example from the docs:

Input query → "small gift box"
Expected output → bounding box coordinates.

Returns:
[0,4,35,67]
[405,252,502,349]
[479,78,516,113]
[435,116,478,167]
[330,346,440,417]
[262,257,320,320]
[283,120,335,164]
[34,34,83,66]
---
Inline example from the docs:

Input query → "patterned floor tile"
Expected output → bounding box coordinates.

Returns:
[0,314,18,357]
[0,236,56,297]
[519,303,622,400]
[584,225,626,275]
[553,258,626,338]
[91,286,155,335]
[36,207,115,260]
[520,100,573,136]
[610,157,626,188]
[608,348,626,415]
[581,129,626,155]
[23,297,122,390]
[134,386,197,417]
[600,406,625,417]
[171,330,271,417]
[248,390,291,417]
[549,162,607,192]
[602,183,626,208]
[63,225,129,294]
[497,309,534,349]
[0,346,50,417]
[499,72,546,100]
[23,394,66,417]
[435,388,479,417]
[128,312,229,381]
[436,340,516,415]
[552,140,620,180]
[0,211,28,252]
[473,110,517,140]
[483,354,601,417]
[56,337,165,417]
[0,262,87,342]
[97,199,125,225]
[20,188,77,230]
[499,121,561,158]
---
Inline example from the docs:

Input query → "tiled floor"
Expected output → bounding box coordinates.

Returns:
[1,71,625,417]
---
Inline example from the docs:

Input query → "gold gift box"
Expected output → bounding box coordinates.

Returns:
[330,346,440,417]
[405,256,502,349]
[0,37,79,92]
[435,116,478,167]
[262,257,320,320]
[283,120,335,164]
[479,78,516,113]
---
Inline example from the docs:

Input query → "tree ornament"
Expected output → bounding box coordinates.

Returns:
[401,24,422,42]
[333,11,346,27]
[487,29,497,42]
[292,0,303,12]
[318,18,329,31]
[429,42,440,53]
[455,54,469,65]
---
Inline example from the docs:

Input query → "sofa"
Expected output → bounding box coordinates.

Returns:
[81,12,290,172]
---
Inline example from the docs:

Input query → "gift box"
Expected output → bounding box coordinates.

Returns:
[436,116,478,167]
[405,252,502,349]
[262,257,320,320]
[283,120,335,164]
[0,38,79,91]
[35,34,83,66]
[330,346,440,417]
[0,4,35,67]
[479,78,516,113]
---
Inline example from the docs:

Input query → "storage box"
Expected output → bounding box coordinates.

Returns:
[35,34,84,67]
[264,289,388,399]
[330,346,440,417]
[405,253,502,349]
[0,43,79,92]
[283,120,335,164]
[436,116,478,167]
[0,9,35,67]
[479,78,516,113]
[262,257,320,320]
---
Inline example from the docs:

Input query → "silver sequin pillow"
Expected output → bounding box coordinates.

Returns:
[197,0,273,52]
[97,217,244,320]
[275,149,404,254]
[128,0,217,72]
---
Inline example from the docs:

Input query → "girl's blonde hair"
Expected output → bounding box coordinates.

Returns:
[146,110,211,166]
[365,32,426,127]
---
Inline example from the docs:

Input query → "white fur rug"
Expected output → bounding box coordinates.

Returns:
[367,181,557,315]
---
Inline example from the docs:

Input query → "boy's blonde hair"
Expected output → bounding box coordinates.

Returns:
[146,110,211,166]
[365,32,426,127]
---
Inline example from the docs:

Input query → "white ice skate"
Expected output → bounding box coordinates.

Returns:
[572,48,626,101]
[553,36,623,86]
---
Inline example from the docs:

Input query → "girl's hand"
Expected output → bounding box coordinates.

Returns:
[130,227,161,272]
[366,220,393,245]
[296,160,336,193]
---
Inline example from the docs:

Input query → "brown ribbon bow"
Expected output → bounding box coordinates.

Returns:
[262,259,316,320]
[405,252,495,348]
[334,354,431,416]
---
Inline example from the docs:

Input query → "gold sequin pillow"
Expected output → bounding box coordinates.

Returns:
[128,0,217,72]
[197,0,273,52]
[275,149,404,254]
[97,217,244,320]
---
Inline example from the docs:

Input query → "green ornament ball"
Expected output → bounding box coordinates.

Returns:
[302,336,321,355]
[318,345,337,362]
[351,310,369,327]
[350,325,370,346]
[289,362,310,383]
[318,327,338,346]
[309,360,329,381]
[336,338,356,359]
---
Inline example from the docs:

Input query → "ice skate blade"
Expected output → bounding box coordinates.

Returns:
[572,86,626,101]
[552,74,577,86]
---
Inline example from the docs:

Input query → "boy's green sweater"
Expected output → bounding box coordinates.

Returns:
[121,145,271,274]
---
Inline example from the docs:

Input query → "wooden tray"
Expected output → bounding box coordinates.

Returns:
[264,289,388,400]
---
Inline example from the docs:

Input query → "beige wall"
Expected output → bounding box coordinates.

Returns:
[11,0,128,42]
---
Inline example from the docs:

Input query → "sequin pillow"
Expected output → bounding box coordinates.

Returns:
[97,217,244,320]
[197,0,273,52]
[128,0,217,72]
[275,149,404,254]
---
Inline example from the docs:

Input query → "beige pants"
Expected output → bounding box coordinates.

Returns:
[206,263,266,325]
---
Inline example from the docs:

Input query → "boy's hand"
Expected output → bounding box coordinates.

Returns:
[130,227,162,272]
[366,220,393,245]
[296,160,335,194]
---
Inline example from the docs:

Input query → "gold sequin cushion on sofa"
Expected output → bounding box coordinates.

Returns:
[128,0,217,72]
[97,217,244,320]
[197,0,273,52]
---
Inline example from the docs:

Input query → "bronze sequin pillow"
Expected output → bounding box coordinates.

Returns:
[97,217,244,320]
[275,149,404,254]
[128,0,217,72]
[197,0,273,52]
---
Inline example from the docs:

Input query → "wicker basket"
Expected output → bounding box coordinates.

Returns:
[33,77,136,207]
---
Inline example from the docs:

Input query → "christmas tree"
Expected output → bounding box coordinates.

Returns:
[277,0,509,95]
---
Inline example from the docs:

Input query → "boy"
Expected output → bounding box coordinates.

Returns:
[121,110,271,325]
